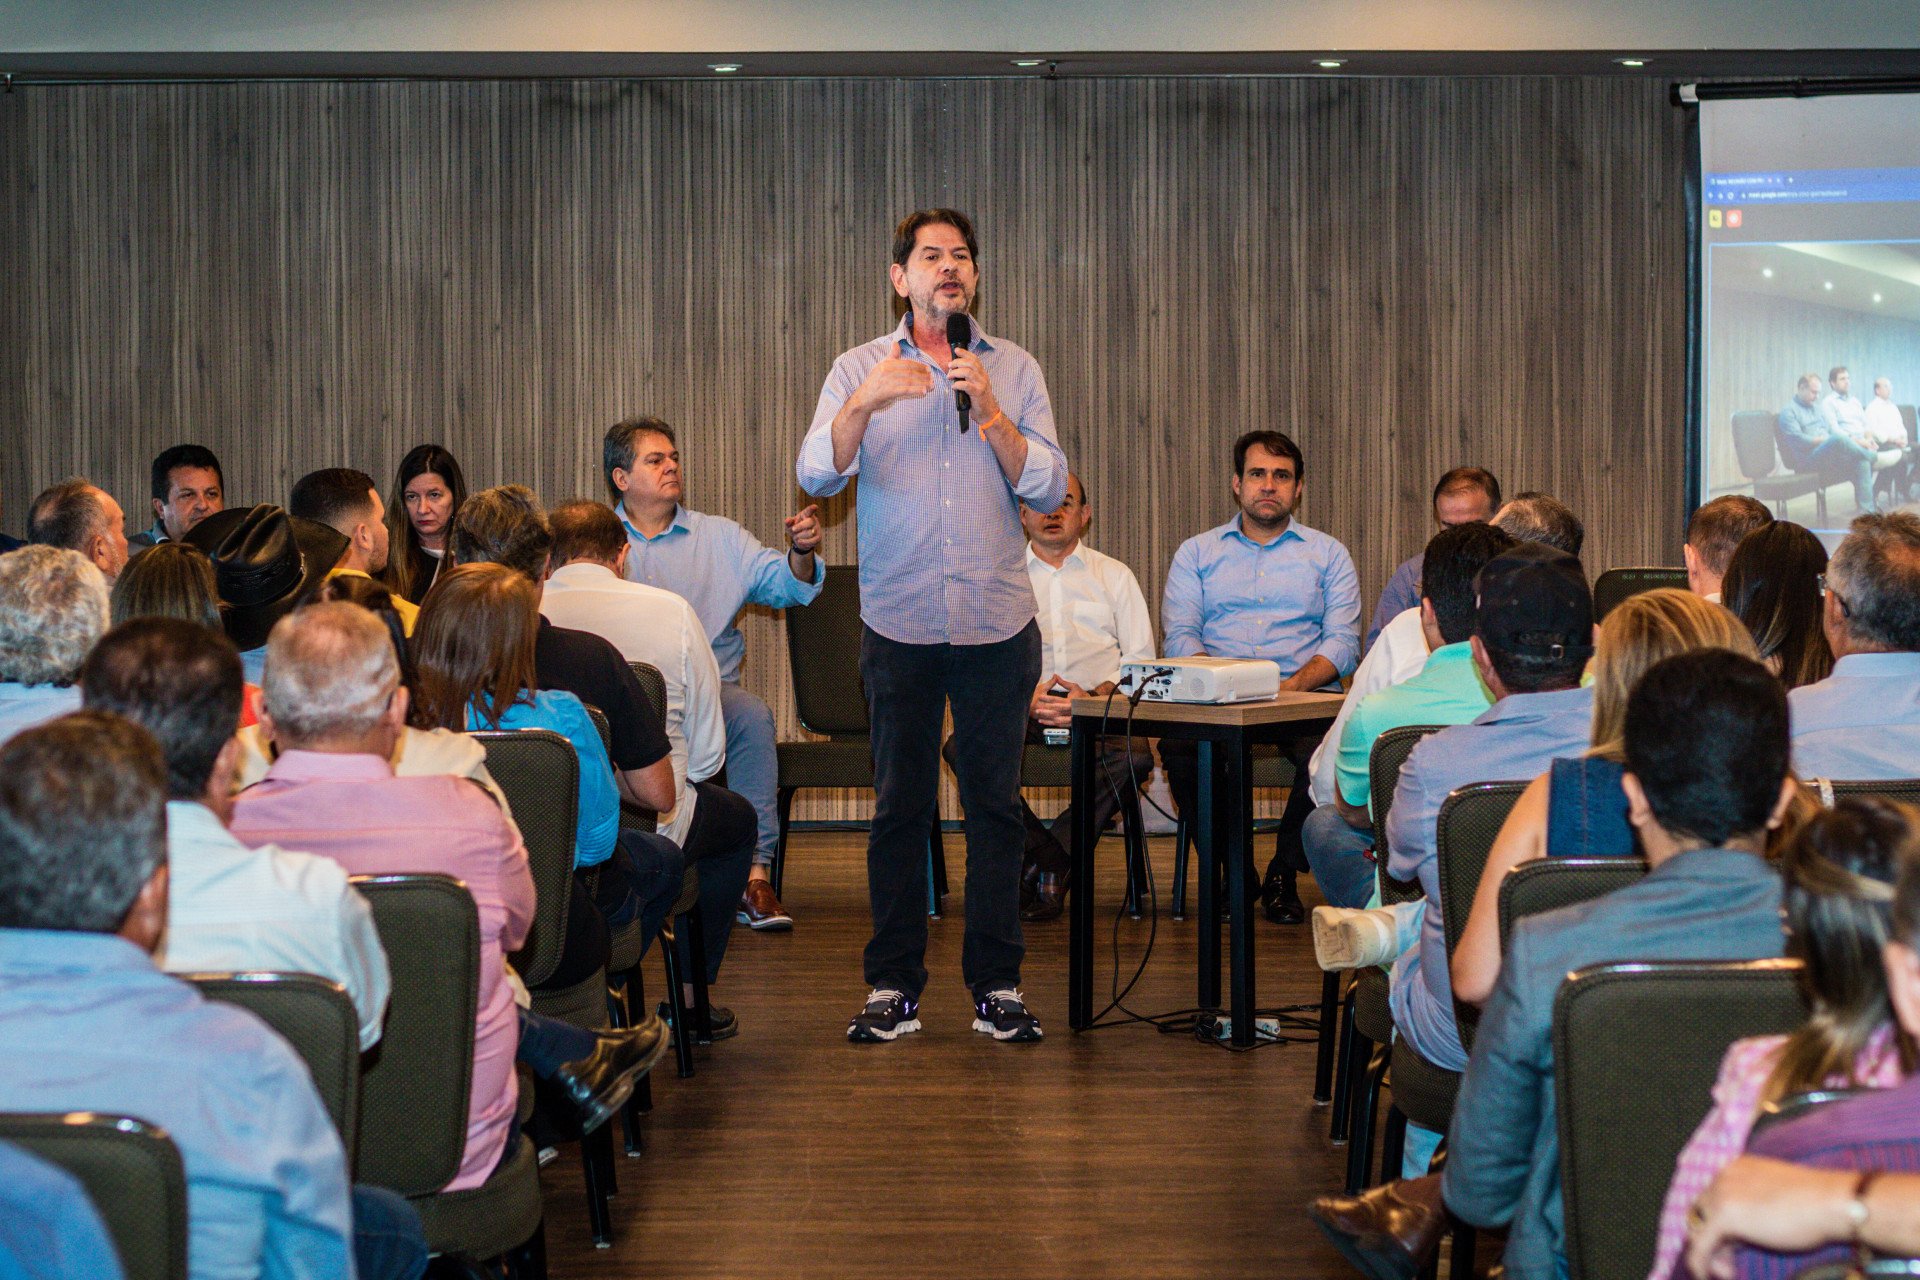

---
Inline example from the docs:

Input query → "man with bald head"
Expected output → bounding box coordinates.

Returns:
[27,478,129,583]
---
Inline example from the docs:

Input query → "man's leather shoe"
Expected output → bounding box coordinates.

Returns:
[553,1019,669,1134]
[1263,874,1306,925]
[1306,1175,1447,1280]
[1019,861,1043,912]
[1021,872,1067,922]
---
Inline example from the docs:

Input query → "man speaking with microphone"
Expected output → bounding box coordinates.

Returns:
[798,208,1068,1044]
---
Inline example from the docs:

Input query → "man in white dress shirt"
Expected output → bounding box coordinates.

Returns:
[539,499,756,1035]
[79,616,391,1050]
[945,474,1155,921]
[1864,377,1914,502]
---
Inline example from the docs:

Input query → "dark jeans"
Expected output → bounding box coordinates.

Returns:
[1806,433,1879,511]
[1159,730,1319,888]
[944,724,1154,878]
[352,1183,428,1280]
[590,830,686,959]
[861,621,1040,1000]
[516,1007,600,1076]
[678,779,756,986]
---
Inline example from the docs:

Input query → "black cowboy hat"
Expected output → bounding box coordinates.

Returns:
[182,504,350,653]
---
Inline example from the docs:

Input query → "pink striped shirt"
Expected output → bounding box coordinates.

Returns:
[1650,1025,1903,1280]
[231,749,535,1191]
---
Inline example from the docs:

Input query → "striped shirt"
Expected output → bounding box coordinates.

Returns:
[797,313,1069,646]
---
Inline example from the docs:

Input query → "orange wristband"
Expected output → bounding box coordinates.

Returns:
[980,410,1010,432]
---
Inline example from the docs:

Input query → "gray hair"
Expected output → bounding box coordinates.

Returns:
[262,601,400,747]
[27,479,111,554]
[0,711,168,932]
[1829,512,1920,653]
[0,546,112,686]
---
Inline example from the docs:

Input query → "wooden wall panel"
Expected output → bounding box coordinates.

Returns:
[0,77,1691,820]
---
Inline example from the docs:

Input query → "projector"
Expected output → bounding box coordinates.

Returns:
[1118,657,1282,704]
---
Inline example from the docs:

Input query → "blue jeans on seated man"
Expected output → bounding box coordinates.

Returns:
[1808,433,1880,512]
[1300,804,1377,909]
[717,679,781,872]
[352,1184,429,1280]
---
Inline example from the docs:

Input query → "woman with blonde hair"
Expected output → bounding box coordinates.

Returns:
[1452,589,1760,1004]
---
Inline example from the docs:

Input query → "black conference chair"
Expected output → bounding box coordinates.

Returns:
[0,1111,188,1280]
[1555,959,1806,1280]
[775,565,947,915]
[1731,409,1827,521]
[353,873,547,1276]
[184,972,360,1159]
[1592,567,1689,620]
[1435,781,1529,1056]
[1498,856,1649,954]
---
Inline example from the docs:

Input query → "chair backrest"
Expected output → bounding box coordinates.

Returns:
[185,972,360,1161]
[583,703,612,754]
[1797,1259,1920,1280]
[351,873,480,1196]
[471,728,578,988]
[1829,778,1920,807]
[626,660,666,723]
[1435,781,1527,1051]
[1902,404,1917,439]
[785,564,869,739]
[1747,1086,1874,1144]
[0,1111,188,1280]
[1732,409,1784,480]
[1369,724,1444,906]
[1555,959,1807,1280]
[1498,856,1650,954]
[1592,567,1689,620]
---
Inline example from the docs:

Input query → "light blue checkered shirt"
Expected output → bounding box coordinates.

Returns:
[798,313,1068,645]
[1161,516,1362,683]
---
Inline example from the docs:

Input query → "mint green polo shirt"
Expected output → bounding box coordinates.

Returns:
[1333,641,1494,809]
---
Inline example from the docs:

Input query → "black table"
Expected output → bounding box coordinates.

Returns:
[1065,690,1343,1047]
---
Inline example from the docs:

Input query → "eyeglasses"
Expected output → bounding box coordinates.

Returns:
[1817,573,1853,618]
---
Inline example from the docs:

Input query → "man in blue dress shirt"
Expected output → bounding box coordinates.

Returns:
[1777,372,1881,516]
[1791,510,1920,780]
[1364,467,1501,650]
[799,208,1068,1045]
[0,711,426,1280]
[1160,430,1362,923]
[607,415,824,930]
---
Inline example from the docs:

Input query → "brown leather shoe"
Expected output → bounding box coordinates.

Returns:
[1305,1174,1447,1280]
[1021,872,1067,922]
[737,880,793,931]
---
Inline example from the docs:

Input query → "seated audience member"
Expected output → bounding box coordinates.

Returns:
[1313,649,1797,1280]
[1300,522,1512,920]
[1446,589,1757,1001]
[1161,429,1362,923]
[1723,521,1834,690]
[183,504,349,682]
[1790,511,1920,779]
[447,485,677,818]
[606,416,824,929]
[948,472,1155,923]
[1685,818,1920,1280]
[0,712,425,1280]
[413,562,685,967]
[0,547,108,744]
[1379,543,1595,1175]
[79,617,392,1050]
[288,467,418,633]
[1864,376,1914,503]
[130,443,226,550]
[229,601,533,1189]
[1652,797,1914,1280]
[27,478,130,583]
[109,539,222,628]
[1779,373,1880,516]
[1366,467,1501,649]
[1489,491,1585,556]
[538,499,756,1038]
[1685,496,1774,602]
[384,443,466,605]
[0,1141,124,1278]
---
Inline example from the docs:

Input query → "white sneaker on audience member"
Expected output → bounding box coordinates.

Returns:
[1312,906,1401,971]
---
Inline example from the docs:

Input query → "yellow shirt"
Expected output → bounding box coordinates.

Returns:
[326,568,420,636]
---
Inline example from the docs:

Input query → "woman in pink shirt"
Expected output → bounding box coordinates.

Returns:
[1651,796,1919,1280]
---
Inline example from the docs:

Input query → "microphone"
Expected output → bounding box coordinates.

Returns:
[946,313,972,432]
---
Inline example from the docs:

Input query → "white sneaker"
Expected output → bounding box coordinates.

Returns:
[1312,906,1401,971]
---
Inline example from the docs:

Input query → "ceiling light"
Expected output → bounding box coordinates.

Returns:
[1615,57,1649,68]
[1875,293,1884,303]
[1762,268,1774,278]
[1824,281,1835,290]
[1011,59,1045,67]
[1315,59,1346,69]
[708,63,741,73]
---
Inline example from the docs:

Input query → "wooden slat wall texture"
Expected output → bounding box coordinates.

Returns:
[0,77,1691,821]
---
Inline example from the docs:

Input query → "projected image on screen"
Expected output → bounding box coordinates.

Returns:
[1699,94,1920,534]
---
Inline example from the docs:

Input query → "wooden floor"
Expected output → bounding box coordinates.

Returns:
[541,831,1359,1279]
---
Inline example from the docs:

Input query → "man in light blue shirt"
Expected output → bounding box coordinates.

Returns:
[1160,429,1362,922]
[0,711,424,1280]
[1792,510,1920,779]
[609,416,823,930]
[1384,543,1594,1174]
[1364,467,1501,650]
[1777,372,1880,516]
[799,208,1067,1045]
